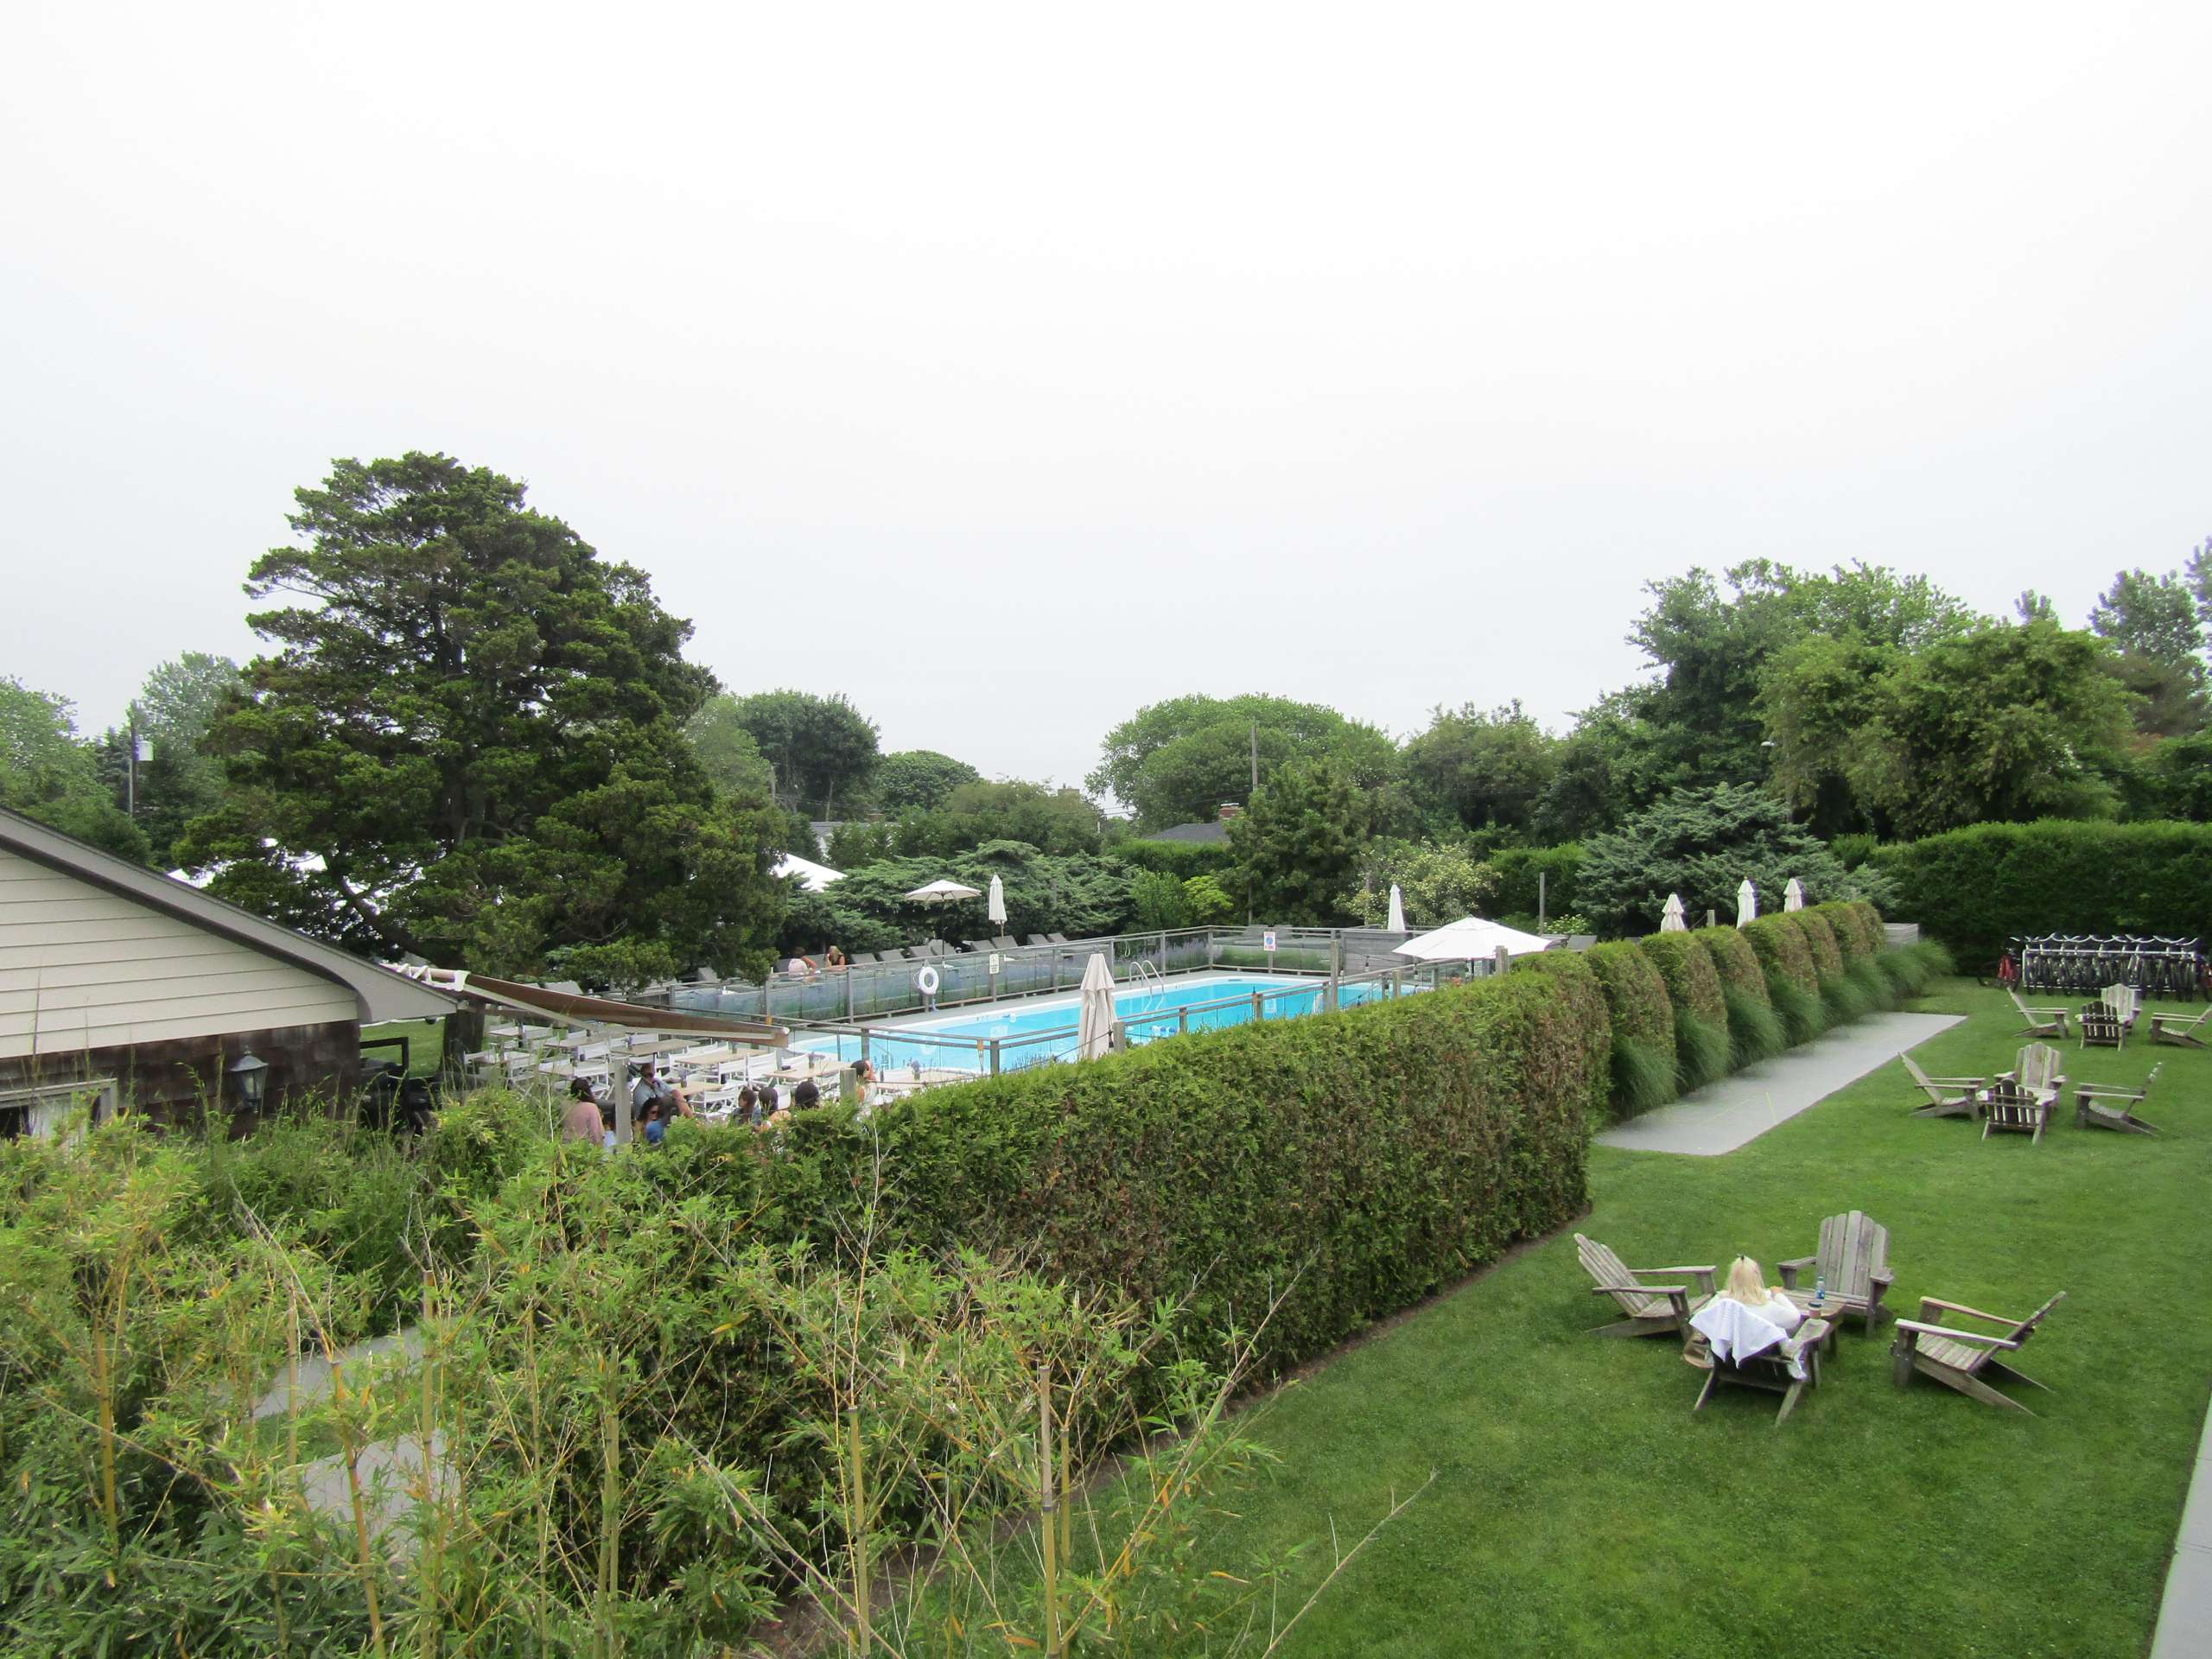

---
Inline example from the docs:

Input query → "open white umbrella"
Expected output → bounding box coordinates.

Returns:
[1075,952,1116,1060]
[1395,915,1554,961]
[904,878,982,905]
[1661,893,1688,932]
[1737,878,1758,928]
[987,874,1007,931]
[1783,877,1805,912]
[1386,883,1406,933]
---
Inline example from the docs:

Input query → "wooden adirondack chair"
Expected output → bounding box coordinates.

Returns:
[1574,1235,1716,1338]
[1981,1078,2051,1142]
[2102,983,2141,1029]
[2008,1043,2066,1104]
[1901,1053,1984,1119]
[2151,1007,2211,1049]
[1777,1211,1895,1334]
[1891,1292,2066,1413]
[1685,1317,1832,1426]
[2075,1063,2161,1135]
[2008,989,2069,1039]
[2077,1001,2126,1050]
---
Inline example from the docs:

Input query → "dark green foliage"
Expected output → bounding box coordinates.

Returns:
[1111,836,1236,880]
[1819,967,1873,1027]
[893,780,1103,858]
[722,687,880,817]
[776,972,1599,1372]
[1767,975,1827,1045]
[1845,956,1894,1011]
[1694,925,1770,1005]
[1719,982,1788,1066]
[1573,784,1885,934]
[1089,693,1402,830]
[1402,701,1558,833]
[1795,911,1847,980]
[1872,819,2212,968]
[1610,1036,1679,1118]
[1127,868,1195,931]
[1510,952,1614,1128]
[1227,760,1365,925]
[1673,1010,1733,1093]
[1634,932,1726,1026]
[1489,843,1582,922]
[868,747,983,812]
[1741,915,1819,993]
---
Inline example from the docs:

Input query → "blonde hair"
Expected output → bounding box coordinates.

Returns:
[1723,1256,1770,1305]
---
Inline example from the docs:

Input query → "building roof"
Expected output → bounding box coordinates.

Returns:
[0,807,461,1024]
[1143,821,1230,844]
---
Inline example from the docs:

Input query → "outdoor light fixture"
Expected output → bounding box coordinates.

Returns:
[228,1050,270,1110]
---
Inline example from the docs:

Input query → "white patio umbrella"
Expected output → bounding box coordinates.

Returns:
[1661,893,1688,932]
[1395,916,1554,961]
[1736,878,1758,928]
[904,878,982,905]
[987,874,1007,931]
[1075,952,1116,1060]
[1783,877,1805,912]
[1386,883,1407,933]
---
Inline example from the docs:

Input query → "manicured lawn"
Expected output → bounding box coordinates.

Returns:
[360,1017,446,1077]
[1088,982,2209,1656]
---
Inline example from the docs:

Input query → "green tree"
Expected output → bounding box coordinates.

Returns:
[175,452,784,984]
[868,749,983,812]
[1089,694,1399,829]
[1574,784,1879,935]
[894,780,1102,858]
[0,677,149,861]
[92,653,245,863]
[1348,839,1497,929]
[2092,568,2206,668]
[1127,868,1195,931]
[1227,761,1363,925]
[725,689,880,817]
[823,819,900,870]
[1402,702,1558,833]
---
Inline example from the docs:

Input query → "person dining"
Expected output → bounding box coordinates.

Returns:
[562,1077,604,1146]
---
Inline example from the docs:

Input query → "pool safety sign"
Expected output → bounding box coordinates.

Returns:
[988,952,1001,975]
[1262,929,1277,954]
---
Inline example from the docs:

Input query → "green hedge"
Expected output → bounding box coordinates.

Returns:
[1633,933,1726,1027]
[1694,925,1769,1004]
[770,972,1599,1373]
[1850,899,1889,957]
[1872,820,2212,968]
[1490,844,1582,922]
[1795,911,1847,981]
[1813,900,1874,961]
[1742,915,1818,993]
[1580,941,1677,1116]
[1112,837,1237,880]
[1510,952,1615,1128]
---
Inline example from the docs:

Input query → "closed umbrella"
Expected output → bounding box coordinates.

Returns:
[1737,878,1758,928]
[987,874,1007,931]
[1661,893,1687,932]
[1386,884,1406,933]
[1076,952,1116,1060]
[1783,878,1805,912]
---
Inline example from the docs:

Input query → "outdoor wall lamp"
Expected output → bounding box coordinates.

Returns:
[228,1050,270,1110]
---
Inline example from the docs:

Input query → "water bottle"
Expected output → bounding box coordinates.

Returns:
[1813,1276,1826,1311]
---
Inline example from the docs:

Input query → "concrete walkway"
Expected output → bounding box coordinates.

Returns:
[2153,1407,2212,1656]
[1597,1013,1964,1155]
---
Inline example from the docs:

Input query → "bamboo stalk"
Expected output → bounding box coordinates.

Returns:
[1039,1361,1060,1658]
[849,1407,870,1656]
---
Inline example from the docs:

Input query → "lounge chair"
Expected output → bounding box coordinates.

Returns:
[2077,1001,2126,1049]
[962,939,994,953]
[2103,983,2141,1030]
[1981,1078,2051,1143]
[1026,933,1052,947]
[1777,1211,1895,1334]
[1573,1234,1716,1339]
[849,951,878,965]
[878,947,911,963]
[1046,932,1071,945]
[2151,1007,2210,1049]
[1685,1315,1833,1427]
[2075,1063,2160,1135]
[991,935,1020,950]
[1891,1292,2066,1413]
[2007,989,2069,1040]
[1902,1053,1984,1120]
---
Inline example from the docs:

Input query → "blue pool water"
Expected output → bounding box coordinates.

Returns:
[797,972,1402,1075]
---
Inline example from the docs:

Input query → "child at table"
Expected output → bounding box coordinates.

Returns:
[1716,1256,1805,1332]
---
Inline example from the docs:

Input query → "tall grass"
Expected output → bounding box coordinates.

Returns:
[1609,1036,1677,1119]
[1720,984,1788,1068]
[1819,972,1875,1027]
[1845,956,1894,1012]
[1673,1012,1733,1093]
[1767,975,1827,1046]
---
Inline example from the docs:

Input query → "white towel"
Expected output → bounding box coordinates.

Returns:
[1691,1294,1811,1380]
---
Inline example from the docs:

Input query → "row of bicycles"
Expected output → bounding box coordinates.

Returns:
[1997,933,2208,1000]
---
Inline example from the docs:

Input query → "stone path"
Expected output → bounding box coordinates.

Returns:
[1597,1013,1964,1155]
[2153,1407,2212,1656]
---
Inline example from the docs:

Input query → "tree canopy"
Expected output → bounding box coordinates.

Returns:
[1089,694,1398,829]
[1402,701,1558,834]
[722,689,879,818]
[1227,760,1364,925]
[0,677,149,861]
[868,749,983,813]
[176,452,785,985]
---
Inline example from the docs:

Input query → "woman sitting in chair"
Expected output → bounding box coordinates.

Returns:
[1687,1257,1806,1370]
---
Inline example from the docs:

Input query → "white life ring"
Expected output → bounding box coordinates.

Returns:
[915,964,942,995]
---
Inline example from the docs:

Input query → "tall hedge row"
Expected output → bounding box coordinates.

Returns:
[1490,844,1583,922]
[1634,932,1727,1026]
[771,971,1600,1373]
[1508,953,1614,1128]
[1581,942,1674,1052]
[1109,836,1237,880]
[1742,915,1819,992]
[1795,911,1847,980]
[1872,819,2212,968]
[1695,925,1770,1004]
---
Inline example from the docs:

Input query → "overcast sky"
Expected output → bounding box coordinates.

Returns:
[6,3,2209,790]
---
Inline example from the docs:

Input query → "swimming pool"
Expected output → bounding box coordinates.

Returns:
[795,972,1404,1075]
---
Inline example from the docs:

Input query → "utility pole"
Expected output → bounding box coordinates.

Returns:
[1249,722,1259,795]
[125,703,139,817]
[1538,870,1547,932]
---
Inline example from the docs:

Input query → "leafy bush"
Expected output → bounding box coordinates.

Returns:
[1741,915,1819,994]
[1112,836,1236,880]
[1580,943,1676,1115]
[1348,838,1497,929]
[1694,925,1769,1004]
[1488,843,1582,921]
[1634,933,1727,1027]
[1872,819,2212,969]
[1127,868,1196,931]
[1831,832,1878,870]
[1510,952,1614,1129]
[1795,912,1847,980]
[770,971,1599,1373]
[1673,1008,1734,1092]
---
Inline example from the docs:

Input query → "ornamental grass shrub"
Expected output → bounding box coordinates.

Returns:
[1694,925,1785,1068]
[1793,912,1847,982]
[1579,942,1677,1119]
[1634,934,1731,1094]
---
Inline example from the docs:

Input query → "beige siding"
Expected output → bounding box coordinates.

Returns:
[0,849,356,1059]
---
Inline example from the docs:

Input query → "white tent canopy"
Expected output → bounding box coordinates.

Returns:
[904,878,982,903]
[1394,916,1554,962]
[772,853,844,893]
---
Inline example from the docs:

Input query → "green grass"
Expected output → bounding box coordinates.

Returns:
[360,1018,446,1077]
[1036,982,2212,1656]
